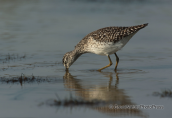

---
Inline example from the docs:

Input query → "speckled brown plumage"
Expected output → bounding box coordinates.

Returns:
[62,23,148,71]
[76,23,148,48]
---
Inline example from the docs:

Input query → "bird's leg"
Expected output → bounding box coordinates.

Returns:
[98,55,113,71]
[114,53,119,71]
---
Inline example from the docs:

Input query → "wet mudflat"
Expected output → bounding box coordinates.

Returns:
[0,0,172,118]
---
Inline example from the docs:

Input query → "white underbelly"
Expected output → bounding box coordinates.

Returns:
[87,36,133,56]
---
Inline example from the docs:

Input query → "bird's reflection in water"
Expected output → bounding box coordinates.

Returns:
[63,71,147,118]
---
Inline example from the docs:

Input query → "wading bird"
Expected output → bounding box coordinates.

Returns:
[63,23,148,71]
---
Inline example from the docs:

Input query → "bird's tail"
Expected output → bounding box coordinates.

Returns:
[125,23,148,35]
[130,23,148,31]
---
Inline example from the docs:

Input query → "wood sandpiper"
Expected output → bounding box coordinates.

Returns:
[63,23,148,71]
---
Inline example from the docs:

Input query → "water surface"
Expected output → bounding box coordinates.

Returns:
[0,0,172,117]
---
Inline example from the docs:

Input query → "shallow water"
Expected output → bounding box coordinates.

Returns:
[0,0,172,117]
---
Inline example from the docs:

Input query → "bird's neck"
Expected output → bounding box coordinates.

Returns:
[71,48,83,63]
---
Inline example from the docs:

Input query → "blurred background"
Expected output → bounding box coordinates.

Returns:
[0,0,172,118]
[0,0,171,54]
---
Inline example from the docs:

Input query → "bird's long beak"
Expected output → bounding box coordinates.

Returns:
[65,68,69,72]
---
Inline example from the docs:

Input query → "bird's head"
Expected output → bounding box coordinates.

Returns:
[62,51,75,71]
